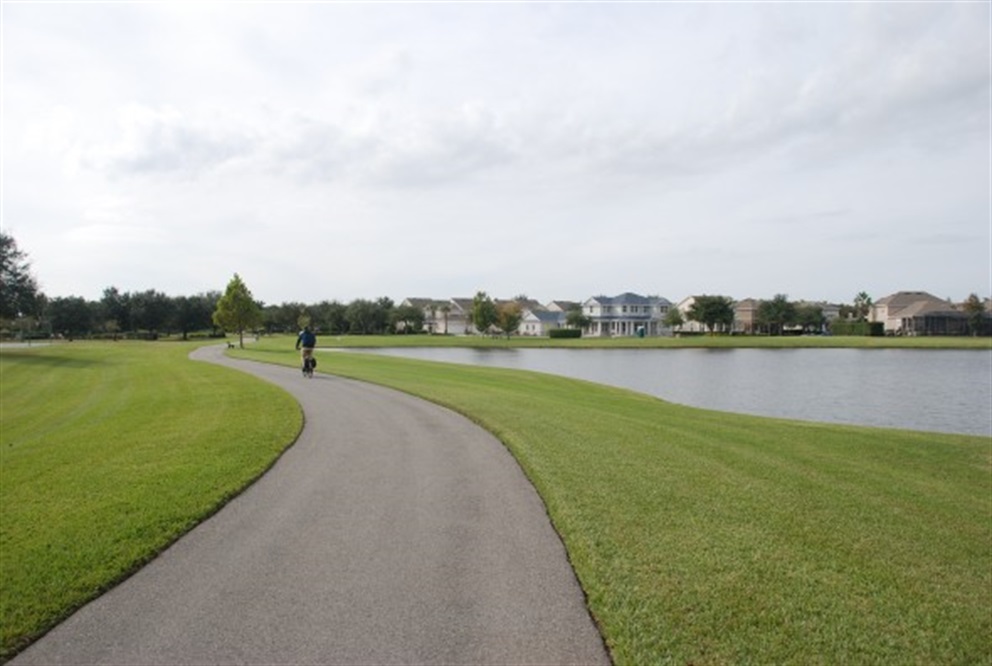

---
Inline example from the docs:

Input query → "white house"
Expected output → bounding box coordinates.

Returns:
[582,292,672,337]
[520,309,565,336]
[400,297,475,335]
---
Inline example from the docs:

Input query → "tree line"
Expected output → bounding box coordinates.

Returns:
[2,283,427,342]
[3,232,988,340]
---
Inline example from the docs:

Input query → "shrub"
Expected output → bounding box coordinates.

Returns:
[549,328,582,339]
[830,321,882,336]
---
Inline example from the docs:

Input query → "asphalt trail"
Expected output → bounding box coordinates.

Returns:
[12,345,609,665]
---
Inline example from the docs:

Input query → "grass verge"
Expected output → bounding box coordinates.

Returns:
[0,341,302,660]
[238,337,991,665]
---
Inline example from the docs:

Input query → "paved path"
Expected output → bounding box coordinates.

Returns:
[12,345,609,665]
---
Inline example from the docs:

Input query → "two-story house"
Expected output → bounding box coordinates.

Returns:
[871,291,975,335]
[582,293,672,337]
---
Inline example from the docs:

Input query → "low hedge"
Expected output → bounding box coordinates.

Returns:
[549,328,582,339]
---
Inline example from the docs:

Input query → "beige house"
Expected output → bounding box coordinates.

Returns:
[733,298,761,334]
[870,291,962,335]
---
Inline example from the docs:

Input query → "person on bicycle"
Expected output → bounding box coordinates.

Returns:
[296,326,317,375]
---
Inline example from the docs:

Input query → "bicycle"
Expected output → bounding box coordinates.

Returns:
[302,354,316,378]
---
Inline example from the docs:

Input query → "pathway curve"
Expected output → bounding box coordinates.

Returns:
[12,345,609,665]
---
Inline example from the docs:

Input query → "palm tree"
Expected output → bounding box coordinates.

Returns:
[439,302,451,335]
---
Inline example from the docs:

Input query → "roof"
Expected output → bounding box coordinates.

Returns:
[403,298,449,309]
[449,298,474,313]
[897,301,965,319]
[585,292,672,307]
[546,300,581,312]
[875,291,949,309]
[524,310,565,323]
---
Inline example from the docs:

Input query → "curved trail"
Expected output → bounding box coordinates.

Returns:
[12,345,609,665]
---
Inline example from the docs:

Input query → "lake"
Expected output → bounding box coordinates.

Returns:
[347,347,992,437]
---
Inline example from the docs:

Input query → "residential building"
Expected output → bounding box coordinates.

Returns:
[520,309,565,336]
[582,292,672,337]
[400,298,447,334]
[400,297,474,335]
[546,300,581,314]
[870,291,959,335]
[733,298,760,334]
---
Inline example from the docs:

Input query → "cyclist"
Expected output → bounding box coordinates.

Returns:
[295,326,317,377]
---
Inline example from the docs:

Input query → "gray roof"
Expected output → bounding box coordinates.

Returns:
[526,310,565,323]
[587,292,672,307]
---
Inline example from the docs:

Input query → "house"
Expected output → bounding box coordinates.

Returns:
[400,297,474,335]
[400,298,448,334]
[733,298,761,334]
[675,296,735,334]
[582,292,673,337]
[870,291,960,335]
[546,300,581,314]
[520,309,565,336]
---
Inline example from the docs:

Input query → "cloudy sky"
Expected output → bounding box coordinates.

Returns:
[3,2,989,306]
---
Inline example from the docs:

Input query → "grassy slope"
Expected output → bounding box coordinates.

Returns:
[239,339,991,665]
[0,342,302,659]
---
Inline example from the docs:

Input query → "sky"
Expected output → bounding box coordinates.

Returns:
[3,1,990,307]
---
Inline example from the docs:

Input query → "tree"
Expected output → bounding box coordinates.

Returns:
[853,291,873,322]
[795,303,826,334]
[345,299,378,334]
[312,300,349,335]
[963,293,988,336]
[374,297,395,334]
[101,287,132,337]
[0,232,42,320]
[472,291,498,335]
[663,307,685,332]
[439,302,452,335]
[565,305,591,330]
[263,302,307,334]
[757,294,797,335]
[392,304,425,334]
[495,301,523,338]
[686,295,735,334]
[174,292,219,340]
[47,296,93,339]
[130,289,175,337]
[212,274,262,348]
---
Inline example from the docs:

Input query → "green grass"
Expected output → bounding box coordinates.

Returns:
[318,333,992,350]
[0,341,302,660]
[237,337,991,665]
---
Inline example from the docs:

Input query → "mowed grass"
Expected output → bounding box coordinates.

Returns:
[238,338,991,665]
[0,342,302,659]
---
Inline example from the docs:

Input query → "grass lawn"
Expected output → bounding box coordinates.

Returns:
[238,337,991,665]
[0,341,302,660]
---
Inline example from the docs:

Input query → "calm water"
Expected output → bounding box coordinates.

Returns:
[350,347,992,436]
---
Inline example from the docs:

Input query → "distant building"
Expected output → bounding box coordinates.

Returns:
[520,309,565,336]
[582,292,672,337]
[546,300,581,314]
[871,291,977,335]
[400,297,474,335]
[733,298,761,334]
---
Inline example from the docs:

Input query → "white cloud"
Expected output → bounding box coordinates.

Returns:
[3,2,989,304]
